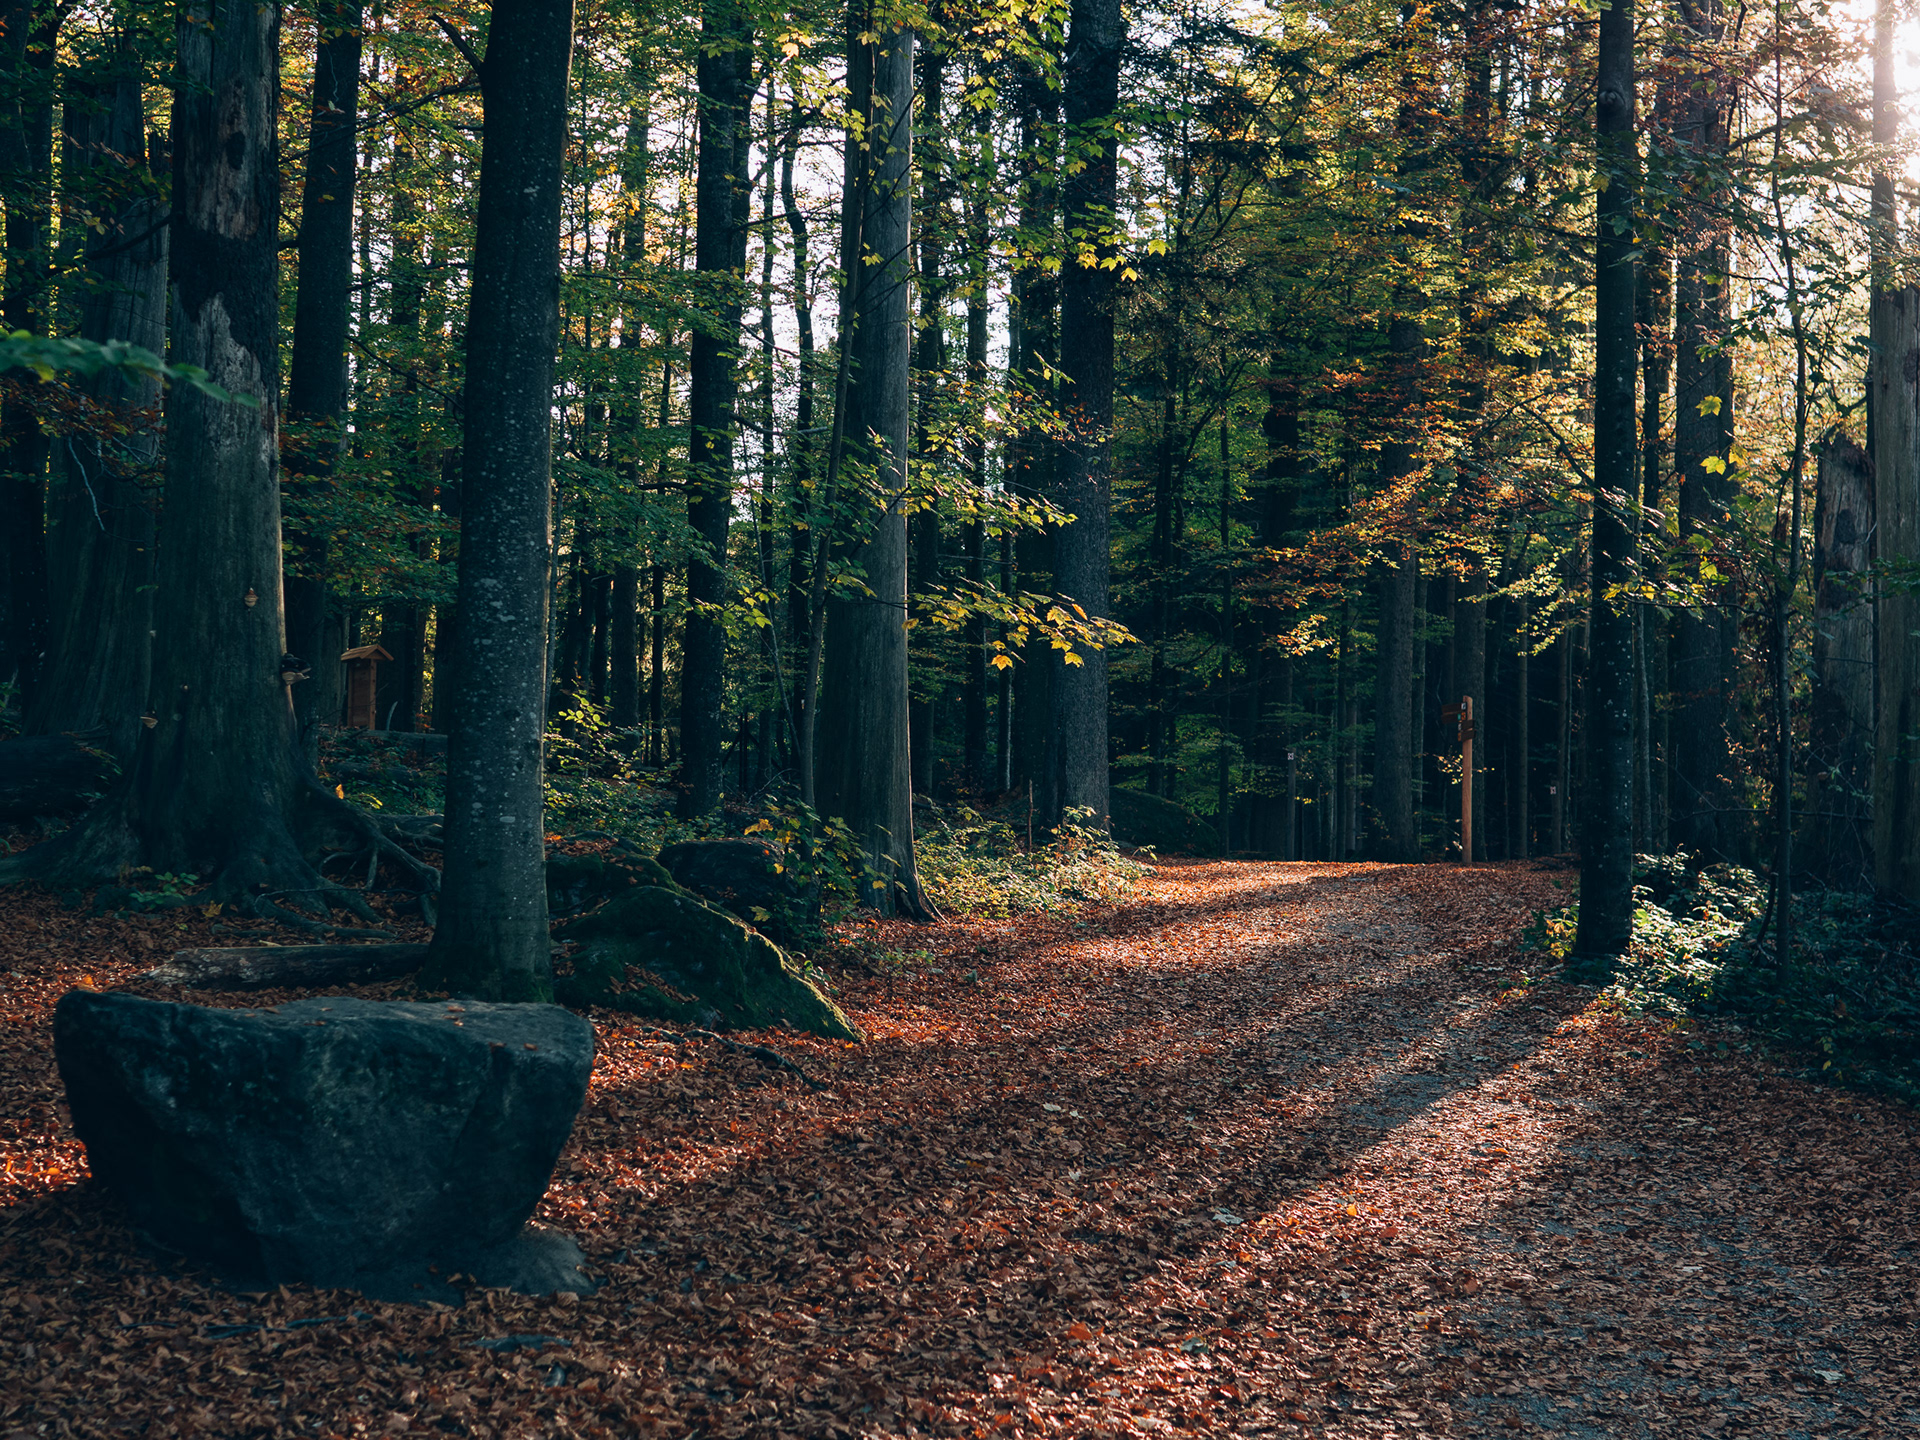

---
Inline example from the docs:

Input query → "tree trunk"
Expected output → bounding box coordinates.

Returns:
[0,0,384,916]
[1669,0,1735,861]
[421,0,574,999]
[908,41,946,797]
[1009,54,1057,804]
[1049,0,1124,829]
[960,102,991,792]
[1873,286,1920,904]
[1804,436,1872,889]
[26,32,164,759]
[283,0,363,750]
[609,564,639,728]
[677,0,753,817]
[1373,313,1421,861]
[0,0,55,705]
[816,11,928,916]
[1454,572,1486,859]
[1575,0,1636,959]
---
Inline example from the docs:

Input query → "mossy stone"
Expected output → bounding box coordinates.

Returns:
[554,886,857,1041]
[546,850,685,916]
[1108,787,1222,855]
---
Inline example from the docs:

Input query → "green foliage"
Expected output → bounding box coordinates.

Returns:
[915,805,1146,918]
[1524,858,1920,1106]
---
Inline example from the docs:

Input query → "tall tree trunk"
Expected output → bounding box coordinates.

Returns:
[422,0,574,998]
[1669,0,1735,861]
[2,0,381,915]
[1009,54,1057,803]
[0,0,56,704]
[1804,436,1872,890]
[1575,0,1636,959]
[1454,573,1486,858]
[960,90,991,791]
[1373,315,1421,861]
[283,0,362,749]
[677,0,753,816]
[816,11,928,916]
[780,104,817,753]
[908,40,946,796]
[1049,0,1124,828]
[1873,289,1920,904]
[27,27,164,758]
[378,125,426,733]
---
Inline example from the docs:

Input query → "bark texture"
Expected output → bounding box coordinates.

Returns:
[677,0,754,817]
[27,39,164,758]
[422,0,575,998]
[1803,436,1873,890]
[816,14,928,916]
[1050,0,1124,828]
[283,0,363,749]
[1575,0,1637,959]
[1874,287,1920,905]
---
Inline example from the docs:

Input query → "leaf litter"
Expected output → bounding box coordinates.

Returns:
[2,858,1916,1437]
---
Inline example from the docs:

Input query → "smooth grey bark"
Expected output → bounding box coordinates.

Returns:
[421,0,574,999]
[27,36,164,758]
[1049,0,1124,829]
[1575,0,1637,959]
[1874,286,1920,905]
[816,13,929,916]
[283,0,363,749]
[676,0,753,817]
[1804,436,1873,890]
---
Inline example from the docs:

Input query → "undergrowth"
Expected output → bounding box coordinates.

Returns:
[1523,855,1920,1106]
[318,712,1146,935]
[915,805,1148,919]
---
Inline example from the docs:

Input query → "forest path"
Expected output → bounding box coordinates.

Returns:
[0,860,1917,1438]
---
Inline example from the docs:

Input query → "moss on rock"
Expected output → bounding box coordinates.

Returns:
[1108,786,1221,855]
[554,886,857,1041]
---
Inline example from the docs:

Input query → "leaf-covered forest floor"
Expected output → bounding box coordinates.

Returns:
[2,859,1917,1439]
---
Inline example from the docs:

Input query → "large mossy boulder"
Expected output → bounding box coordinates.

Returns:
[556,886,856,1041]
[54,992,597,1298]
[546,847,682,916]
[1109,786,1221,855]
[658,836,818,944]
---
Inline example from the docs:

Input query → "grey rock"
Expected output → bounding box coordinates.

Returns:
[55,992,595,1297]
[658,836,818,943]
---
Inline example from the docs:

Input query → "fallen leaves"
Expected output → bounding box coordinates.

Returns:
[0,860,1917,1437]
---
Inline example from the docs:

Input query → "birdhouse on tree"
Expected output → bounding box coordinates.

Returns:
[340,645,392,729]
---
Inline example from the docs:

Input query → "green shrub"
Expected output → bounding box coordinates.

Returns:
[1523,858,1920,1105]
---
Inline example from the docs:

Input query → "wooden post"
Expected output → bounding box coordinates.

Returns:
[1444,695,1474,864]
[1461,694,1474,865]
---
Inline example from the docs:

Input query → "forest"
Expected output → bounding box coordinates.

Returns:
[0,0,1919,1433]
[0,0,1915,975]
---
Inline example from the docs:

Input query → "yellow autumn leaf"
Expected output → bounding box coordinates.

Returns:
[1696,395,1724,416]
[1701,455,1727,474]
[745,818,773,835]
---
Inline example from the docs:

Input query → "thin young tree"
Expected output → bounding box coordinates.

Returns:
[420,0,576,998]
[1574,0,1636,960]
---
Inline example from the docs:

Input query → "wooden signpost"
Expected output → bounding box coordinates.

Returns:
[1441,696,1474,865]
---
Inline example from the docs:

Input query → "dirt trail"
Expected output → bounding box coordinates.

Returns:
[1,860,1916,1437]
